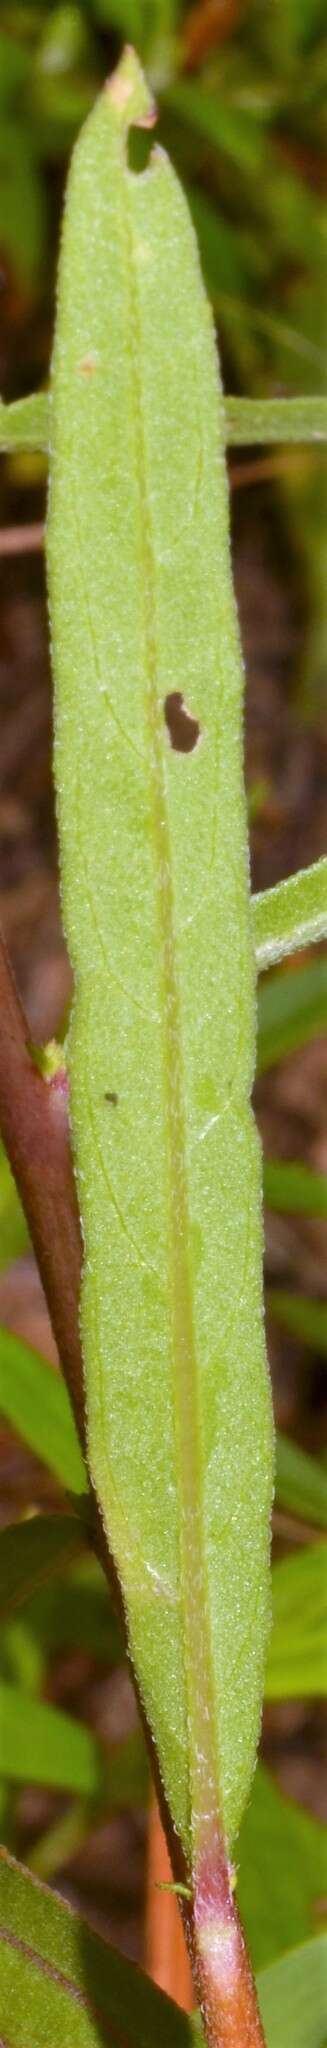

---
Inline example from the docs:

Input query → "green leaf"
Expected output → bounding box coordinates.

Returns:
[268,1289,327,1357]
[253,860,327,972]
[0,1683,104,1795]
[238,1763,327,1969]
[266,1542,327,1698]
[0,1514,82,1620]
[1,390,325,459]
[0,1845,198,2048]
[0,119,46,291]
[0,1845,325,2048]
[275,1433,327,1529]
[0,1325,86,1495]
[14,1553,121,1663]
[257,955,327,1071]
[257,1936,327,2048]
[264,1158,327,1220]
[226,397,327,445]
[0,1143,30,1269]
[0,393,48,453]
[47,47,273,1865]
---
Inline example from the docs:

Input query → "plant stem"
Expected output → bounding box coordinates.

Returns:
[186,1844,266,2047]
[145,1794,193,2008]
[0,925,85,1454]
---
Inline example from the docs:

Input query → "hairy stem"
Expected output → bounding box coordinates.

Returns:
[185,1855,266,2048]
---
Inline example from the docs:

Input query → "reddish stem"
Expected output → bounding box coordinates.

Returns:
[185,1837,266,2048]
[145,1794,193,2009]
[0,927,85,1454]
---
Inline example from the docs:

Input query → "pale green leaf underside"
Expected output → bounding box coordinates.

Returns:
[2,390,326,456]
[47,49,273,1862]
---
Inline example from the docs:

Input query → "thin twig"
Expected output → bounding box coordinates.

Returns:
[0,927,85,1451]
[145,1794,193,2008]
[0,447,313,560]
[0,522,44,555]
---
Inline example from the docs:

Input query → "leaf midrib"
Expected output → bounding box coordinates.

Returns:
[121,157,222,1867]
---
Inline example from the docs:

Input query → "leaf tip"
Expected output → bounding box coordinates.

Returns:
[105,46,156,133]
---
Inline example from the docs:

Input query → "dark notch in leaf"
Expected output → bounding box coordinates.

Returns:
[164,691,201,754]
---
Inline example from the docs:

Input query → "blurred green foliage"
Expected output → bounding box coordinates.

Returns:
[0,0,325,393]
[0,0,325,707]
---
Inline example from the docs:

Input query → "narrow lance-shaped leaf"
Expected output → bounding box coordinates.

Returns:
[47,43,273,1906]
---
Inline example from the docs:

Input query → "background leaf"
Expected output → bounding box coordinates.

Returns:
[257,1935,327,2048]
[0,1513,82,1619]
[257,956,327,1072]
[0,1326,87,1495]
[268,1290,327,1359]
[264,1159,327,1221]
[0,1681,104,1794]
[0,1144,30,1269]
[0,1846,199,2048]
[237,1763,326,1969]
[266,1542,327,1698]
[275,1434,327,1530]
